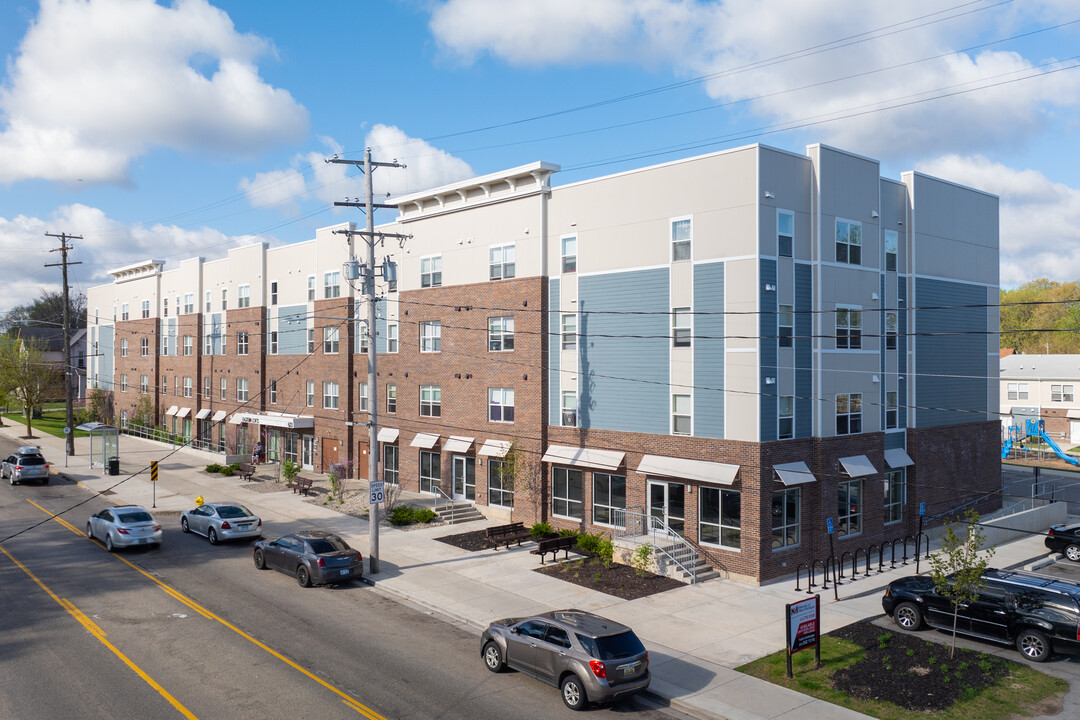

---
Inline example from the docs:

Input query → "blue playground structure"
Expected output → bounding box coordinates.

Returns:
[1003,419,1080,466]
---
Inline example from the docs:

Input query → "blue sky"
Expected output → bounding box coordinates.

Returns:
[1,0,1079,312]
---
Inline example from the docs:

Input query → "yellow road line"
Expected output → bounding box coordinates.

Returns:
[26,498,387,720]
[0,544,198,720]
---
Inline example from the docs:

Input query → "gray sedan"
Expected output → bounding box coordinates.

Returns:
[180,502,262,544]
[253,530,363,587]
[86,506,163,551]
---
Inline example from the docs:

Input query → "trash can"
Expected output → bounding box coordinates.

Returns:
[107,458,120,476]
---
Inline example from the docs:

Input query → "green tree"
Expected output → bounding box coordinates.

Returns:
[1,289,87,335]
[131,395,155,428]
[0,337,61,437]
[928,510,996,659]
[83,386,112,424]
[1000,279,1080,353]
[500,439,544,521]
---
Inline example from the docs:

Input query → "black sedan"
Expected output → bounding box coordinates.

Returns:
[1046,523,1080,562]
[253,530,363,587]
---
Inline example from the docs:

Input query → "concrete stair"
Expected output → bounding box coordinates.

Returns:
[435,501,485,525]
[654,542,720,584]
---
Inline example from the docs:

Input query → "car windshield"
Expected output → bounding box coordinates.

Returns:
[576,631,645,660]
[19,456,45,465]
[308,537,349,554]
[217,505,252,518]
[117,511,153,523]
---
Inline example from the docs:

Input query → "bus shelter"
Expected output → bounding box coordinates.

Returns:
[76,422,120,475]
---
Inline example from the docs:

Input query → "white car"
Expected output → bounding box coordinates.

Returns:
[87,506,163,551]
[181,502,262,544]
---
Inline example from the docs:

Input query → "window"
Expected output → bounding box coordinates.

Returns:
[552,467,583,519]
[778,210,794,257]
[140,337,149,356]
[417,255,442,288]
[163,298,168,317]
[220,377,227,401]
[120,374,128,392]
[886,312,898,350]
[121,303,129,321]
[307,276,315,302]
[324,271,340,299]
[383,444,399,485]
[386,383,396,414]
[183,335,193,356]
[488,317,514,352]
[307,328,314,354]
[672,307,691,347]
[886,391,898,429]
[270,281,278,306]
[772,488,801,549]
[592,473,626,527]
[162,334,169,355]
[561,390,577,427]
[183,376,192,398]
[162,375,168,394]
[700,487,740,549]
[205,291,211,312]
[1052,385,1075,402]
[837,479,863,537]
[306,380,315,407]
[419,321,441,353]
[1007,383,1029,401]
[778,305,794,348]
[387,322,398,353]
[183,293,194,314]
[237,332,249,355]
[779,396,794,439]
[884,229,898,271]
[835,219,862,265]
[420,385,441,417]
[561,313,576,351]
[836,309,861,349]
[489,244,516,280]
[489,388,515,422]
[204,376,210,399]
[358,321,369,354]
[323,381,339,409]
[221,288,227,310]
[358,382,368,411]
[269,330,278,355]
[672,394,691,435]
[884,469,905,524]
[237,378,248,402]
[323,327,340,354]
[488,459,513,508]
[269,380,277,405]
[561,236,577,273]
[419,450,441,493]
[120,339,128,357]
[120,410,128,428]
[141,300,150,319]
[175,376,180,395]
[140,375,148,394]
[237,285,250,308]
[836,393,862,435]
[671,217,692,261]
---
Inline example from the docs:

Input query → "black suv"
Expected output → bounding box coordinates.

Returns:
[882,568,1080,662]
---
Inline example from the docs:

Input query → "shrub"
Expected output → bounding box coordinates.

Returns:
[598,536,615,568]
[281,459,300,483]
[221,467,235,477]
[576,532,603,555]
[226,463,241,474]
[389,506,414,526]
[414,508,436,524]
[530,521,553,538]
[205,463,223,473]
[631,543,653,576]
[557,528,578,538]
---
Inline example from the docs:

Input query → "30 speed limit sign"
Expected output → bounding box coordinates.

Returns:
[369,480,385,505]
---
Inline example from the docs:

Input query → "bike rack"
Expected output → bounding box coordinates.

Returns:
[839,550,855,581]
[795,563,811,593]
[854,547,869,577]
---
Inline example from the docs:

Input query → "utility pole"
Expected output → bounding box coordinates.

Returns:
[45,232,83,458]
[328,149,407,575]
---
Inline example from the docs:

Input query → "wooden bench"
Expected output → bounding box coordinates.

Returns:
[287,477,314,495]
[485,522,531,549]
[531,535,579,564]
[237,463,257,481]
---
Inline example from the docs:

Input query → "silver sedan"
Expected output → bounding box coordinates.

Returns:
[86,506,163,551]
[180,502,262,544]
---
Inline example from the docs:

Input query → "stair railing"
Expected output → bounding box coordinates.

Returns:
[612,507,698,583]
[435,485,454,525]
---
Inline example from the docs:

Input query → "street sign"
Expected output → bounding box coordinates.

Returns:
[150,460,159,482]
[369,480,385,505]
[920,501,926,516]
[826,518,834,535]
[63,426,71,435]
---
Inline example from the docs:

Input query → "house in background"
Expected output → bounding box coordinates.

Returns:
[1000,354,1080,443]
[14,326,87,402]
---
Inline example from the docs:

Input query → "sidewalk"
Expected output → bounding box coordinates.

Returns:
[8,425,1063,720]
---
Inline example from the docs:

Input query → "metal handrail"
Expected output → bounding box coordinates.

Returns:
[435,485,454,525]
[613,507,698,583]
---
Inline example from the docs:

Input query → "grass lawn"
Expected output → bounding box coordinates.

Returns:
[1,409,89,440]
[738,621,1066,720]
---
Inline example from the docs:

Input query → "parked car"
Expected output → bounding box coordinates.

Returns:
[180,502,262,544]
[86,505,163,551]
[2,446,50,485]
[480,609,650,710]
[882,568,1080,662]
[1045,523,1080,561]
[252,531,363,587]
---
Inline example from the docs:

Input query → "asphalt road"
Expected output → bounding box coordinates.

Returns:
[0,438,681,720]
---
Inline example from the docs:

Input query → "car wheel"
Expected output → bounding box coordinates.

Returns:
[893,601,923,630]
[86,522,94,540]
[561,675,587,711]
[180,517,190,533]
[1017,629,1051,662]
[483,642,505,673]
[297,565,311,588]
[40,476,48,485]
[207,528,218,545]
[253,548,266,569]
[1066,544,1080,562]
[105,534,115,553]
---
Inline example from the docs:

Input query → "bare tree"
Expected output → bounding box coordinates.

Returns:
[501,439,545,523]
[929,510,996,659]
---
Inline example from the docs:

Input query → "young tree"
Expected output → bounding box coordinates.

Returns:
[132,395,155,428]
[500,439,545,523]
[928,509,996,658]
[0,337,60,437]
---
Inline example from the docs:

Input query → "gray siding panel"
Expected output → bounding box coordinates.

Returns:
[759,259,777,441]
[884,431,906,451]
[98,325,114,388]
[579,269,669,434]
[694,263,725,439]
[549,278,560,426]
[794,263,812,438]
[914,278,987,427]
[278,305,307,355]
[376,302,387,355]
[167,317,177,356]
[898,281,908,429]
[880,274,886,430]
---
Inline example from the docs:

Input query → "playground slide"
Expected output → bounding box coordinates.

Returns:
[1037,428,1080,466]
[1001,438,1013,459]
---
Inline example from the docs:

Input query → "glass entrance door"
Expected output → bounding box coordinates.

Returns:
[453,456,476,501]
[301,436,314,470]
[647,480,686,536]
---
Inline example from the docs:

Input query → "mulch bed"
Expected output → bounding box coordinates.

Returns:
[436,528,490,552]
[829,620,1013,712]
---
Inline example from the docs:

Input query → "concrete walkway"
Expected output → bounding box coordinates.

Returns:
[6,426,1065,720]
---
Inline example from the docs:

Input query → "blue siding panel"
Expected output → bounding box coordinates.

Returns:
[880,274,886,430]
[884,431,906,451]
[548,278,561,426]
[759,259,777,442]
[166,317,177,356]
[898,282,908,429]
[278,305,307,355]
[794,263,813,438]
[694,263,725,439]
[98,326,114,388]
[579,269,669,434]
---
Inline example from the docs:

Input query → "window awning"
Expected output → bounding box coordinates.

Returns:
[195,409,211,420]
[884,448,915,468]
[478,440,512,458]
[1068,410,1080,420]
[176,407,192,419]
[839,455,877,477]
[1000,405,1012,415]
[377,428,399,443]
[637,454,739,485]
[229,412,314,429]
[211,410,227,423]
[443,436,475,454]
[410,433,440,449]
[542,445,624,471]
[164,405,179,416]
[228,414,245,425]
[773,461,816,486]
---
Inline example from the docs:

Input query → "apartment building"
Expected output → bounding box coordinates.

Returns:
[87,142,1000,583]
[1000,354,1080,442]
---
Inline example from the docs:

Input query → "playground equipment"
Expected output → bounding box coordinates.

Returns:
[1001,424,1022,459]
[1020,418,1080,466]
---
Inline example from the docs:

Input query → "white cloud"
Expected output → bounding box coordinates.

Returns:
[0,0,308,185]
[917,155,1080,287]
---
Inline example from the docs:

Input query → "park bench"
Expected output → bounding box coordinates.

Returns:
[287,477,314,495]
[237,463,257,481]
[530,535,579,564]
[485,522,531,549]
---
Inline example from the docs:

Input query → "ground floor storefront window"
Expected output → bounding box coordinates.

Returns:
[700,486,740,549]
[884,469,904,524]
[552,467,583,519]
[772,487,800,549]
[837,479,863,537]
[488,459,513,508]
[593,473,625,527]
[384,444,398,484]
[420,450,441,493]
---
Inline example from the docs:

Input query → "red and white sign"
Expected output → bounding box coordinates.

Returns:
[788,596,819,653]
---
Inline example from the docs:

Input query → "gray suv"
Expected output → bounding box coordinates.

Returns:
[2,446,50,485]
[481,609,650,710]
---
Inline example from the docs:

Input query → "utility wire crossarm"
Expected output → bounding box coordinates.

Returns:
[44,231,83,459]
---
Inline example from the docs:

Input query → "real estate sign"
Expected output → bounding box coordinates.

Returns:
[785,595,820,677]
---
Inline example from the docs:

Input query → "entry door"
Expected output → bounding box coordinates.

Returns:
[1071,420,1080,445]
[648,480,686,536]
[301,436,315,470]
[321,438,340,472]
[356,441,369,481]
[453,456,476,501]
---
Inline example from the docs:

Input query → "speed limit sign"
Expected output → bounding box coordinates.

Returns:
[369,480,385,505]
